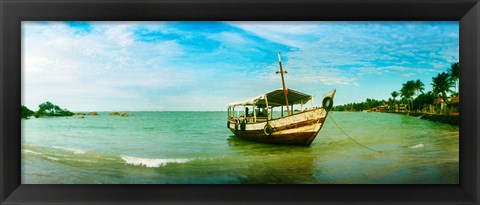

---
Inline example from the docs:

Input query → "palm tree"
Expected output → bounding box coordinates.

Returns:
[425,91,436,113]
[365,98,374,110]
[448,61,459,93]
[412,79,425,111]
[391,91,399,112]
[432,72,454,107]
[400,80,416,111]
[414,91,436,113]
[391,91,399,101]
[414,79,425,96]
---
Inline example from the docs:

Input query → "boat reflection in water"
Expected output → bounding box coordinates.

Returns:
[226,136,319,184]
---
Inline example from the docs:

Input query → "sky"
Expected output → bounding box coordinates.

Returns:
[22,21,459,111]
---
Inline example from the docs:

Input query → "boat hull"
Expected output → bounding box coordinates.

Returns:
[228,108,328,146]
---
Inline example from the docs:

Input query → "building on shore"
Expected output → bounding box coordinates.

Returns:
[450,96,459,115]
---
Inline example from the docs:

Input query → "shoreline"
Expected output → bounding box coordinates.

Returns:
[336,111,459,126]
[390,112,459,126]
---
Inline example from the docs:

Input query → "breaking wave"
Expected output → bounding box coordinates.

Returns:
[409,143,425,149]
[23,149,42,155]
[47,156,59,161]
[121,155,191,168]
[50,146,86,154]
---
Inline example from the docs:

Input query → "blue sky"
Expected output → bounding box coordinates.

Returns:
[22,21,459,111]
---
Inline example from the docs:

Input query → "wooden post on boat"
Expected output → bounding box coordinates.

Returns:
[244,106,247,119]
[276,52,291,116]
[264,94,269,122]
[312,95,315,109]
[253,104,257,122]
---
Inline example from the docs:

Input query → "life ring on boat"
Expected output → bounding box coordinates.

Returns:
[240,119,247,131]
[322,96,333,110]
[264,124,274,136]
[234,120,239,131]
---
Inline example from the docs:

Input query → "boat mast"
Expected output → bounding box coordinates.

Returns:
[276,52,291,116]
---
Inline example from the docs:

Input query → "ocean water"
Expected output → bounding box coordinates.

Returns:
[21,111,459,184]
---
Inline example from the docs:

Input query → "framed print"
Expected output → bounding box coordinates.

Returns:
[1,0,479,204]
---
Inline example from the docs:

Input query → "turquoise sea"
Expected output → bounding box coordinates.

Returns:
[21,111,459,184]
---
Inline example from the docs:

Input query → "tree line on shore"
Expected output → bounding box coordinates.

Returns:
[333,62,459,114]
[21,102,74,119]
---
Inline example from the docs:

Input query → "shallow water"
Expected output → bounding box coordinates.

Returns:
[21,111,459,184]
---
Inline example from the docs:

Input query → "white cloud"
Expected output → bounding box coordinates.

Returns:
[209,32,249,45]
[22,22,192,111]
[22,21,459,110]
[401,73,415,78]
[104,24,134,47]
[228,22,321,48]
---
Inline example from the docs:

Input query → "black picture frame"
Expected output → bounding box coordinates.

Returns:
[1,0,479,204]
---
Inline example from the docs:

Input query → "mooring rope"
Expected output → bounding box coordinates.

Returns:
[328,114,384,153]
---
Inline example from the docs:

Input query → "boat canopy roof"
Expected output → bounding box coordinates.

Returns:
[227,88,312,108]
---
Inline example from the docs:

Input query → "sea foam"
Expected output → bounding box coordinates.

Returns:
[121,155,190,168]
[47,156,59,161]
[51,146,86,154]
[23,149,42,155]
[409,143,425,149]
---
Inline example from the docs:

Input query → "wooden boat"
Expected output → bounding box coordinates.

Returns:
[226,53,336,146]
